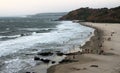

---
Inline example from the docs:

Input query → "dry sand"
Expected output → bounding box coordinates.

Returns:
[47,22,120,73]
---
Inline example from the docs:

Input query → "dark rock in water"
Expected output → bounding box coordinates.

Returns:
[40,58,50,63]
[51,61,56,64]
[55,51,61,53]
[21,34,25,36]
[37,52,53,56]
[34,56,40,60]
[26,72,31,73]
[65,53,77,55]
[25,54,32,55]
[25,53,35,55]
[34,56,52,63]
[90,65,99,67]
[56,52,64,56]
[20,33,31,37]
[26,72,35,73]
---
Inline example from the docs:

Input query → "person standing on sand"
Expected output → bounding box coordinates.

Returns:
[73,55,75,59]
[99,49,104,55]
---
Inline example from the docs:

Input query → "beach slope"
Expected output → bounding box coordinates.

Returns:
[48,22,120,73]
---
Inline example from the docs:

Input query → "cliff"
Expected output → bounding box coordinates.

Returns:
[59,6,120,23]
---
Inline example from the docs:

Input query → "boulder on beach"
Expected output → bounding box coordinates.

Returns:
[25,71,35,73]
[65,52,77,55]
[34,56,40,60]
[37,52,53,56]
[34,56,51,63]
[40,58,51,63]
[51,61,56,64]
[56,52,64,56]
[90,65,99,67]
[37,49,55,56]
[59,59,78,64]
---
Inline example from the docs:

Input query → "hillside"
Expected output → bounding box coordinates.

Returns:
[59,6,120,23]
[27,12,67,20]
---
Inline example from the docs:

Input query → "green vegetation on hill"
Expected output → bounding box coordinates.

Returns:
[59,6,120,23]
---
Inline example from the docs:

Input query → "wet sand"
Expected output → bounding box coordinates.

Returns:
[47,22,120,73]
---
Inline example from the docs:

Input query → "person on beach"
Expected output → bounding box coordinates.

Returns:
[73,55,75,59]
[99,50,104,55]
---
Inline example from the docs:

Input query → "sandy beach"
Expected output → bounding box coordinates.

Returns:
[47,22,120,73]
[0,1,119,73]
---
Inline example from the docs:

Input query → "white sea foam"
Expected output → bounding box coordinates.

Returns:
[0,21,94,57]
[2,58,36,73]
[0,35,21,39]
[0,31,11,34]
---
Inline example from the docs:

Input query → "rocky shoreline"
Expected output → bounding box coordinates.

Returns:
[47,22,104,73]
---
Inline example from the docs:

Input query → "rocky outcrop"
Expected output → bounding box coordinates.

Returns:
[59,6,120,23]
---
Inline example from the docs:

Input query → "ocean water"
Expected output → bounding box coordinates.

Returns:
[0,13,94,73]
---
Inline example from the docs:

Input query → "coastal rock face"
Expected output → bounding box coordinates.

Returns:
[59,6,120,23]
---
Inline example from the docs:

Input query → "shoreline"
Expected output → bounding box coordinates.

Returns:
[80,22,103,54]
[47,22,120,73]
[47,22,103,73]
[24,21,96,73]
[20,21,94,73]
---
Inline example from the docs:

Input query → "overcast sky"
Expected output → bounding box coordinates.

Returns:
[0,0,120,16]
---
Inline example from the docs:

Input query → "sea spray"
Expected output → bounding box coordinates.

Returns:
[0,15,94,73]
